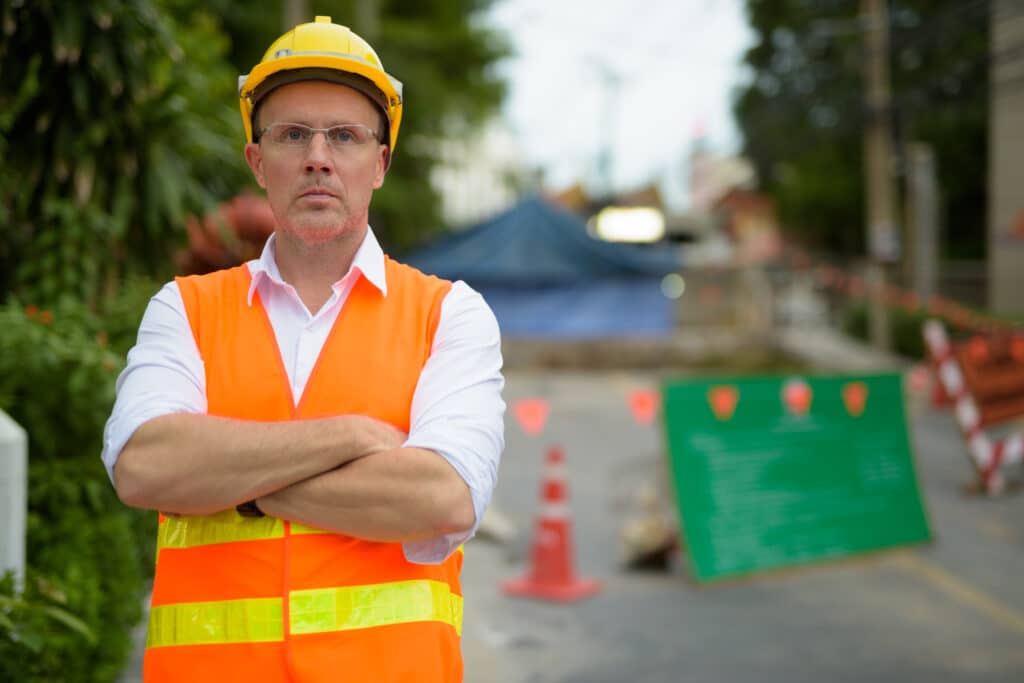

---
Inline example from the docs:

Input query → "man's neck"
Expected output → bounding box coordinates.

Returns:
[274,228,365,314]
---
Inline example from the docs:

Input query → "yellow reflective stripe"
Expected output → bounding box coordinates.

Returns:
[451,592,463,635]
[290,580,463,637]
[290,522,330,535]
[158,510,284,550]
[146,597,283,648]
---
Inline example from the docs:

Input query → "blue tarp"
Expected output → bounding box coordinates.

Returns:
[406,196,681,286]
[475,279,674,338]
[405,196,682,338]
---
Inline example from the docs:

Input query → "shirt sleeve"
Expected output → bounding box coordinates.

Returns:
[101,281,207,484]
[401,281,505,564]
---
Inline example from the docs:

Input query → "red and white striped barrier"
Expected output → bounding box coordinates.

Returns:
[923,319,1024,495]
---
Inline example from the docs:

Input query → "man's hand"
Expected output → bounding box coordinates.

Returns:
[254,445,476,543]
[351,415,408,456]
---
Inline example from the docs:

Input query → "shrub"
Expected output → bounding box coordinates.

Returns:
[0,288,158,682]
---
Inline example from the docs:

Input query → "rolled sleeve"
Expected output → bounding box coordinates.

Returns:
[101,282,207,483]
[402,282,505,564]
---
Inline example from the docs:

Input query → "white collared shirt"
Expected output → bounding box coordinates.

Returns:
[102,228,505,564]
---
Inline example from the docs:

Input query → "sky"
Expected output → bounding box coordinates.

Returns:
[482,0,756,209]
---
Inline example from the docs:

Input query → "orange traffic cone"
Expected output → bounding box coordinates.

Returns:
[502,446,601,602]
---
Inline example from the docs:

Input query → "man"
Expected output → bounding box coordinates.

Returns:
[102,16,504,682]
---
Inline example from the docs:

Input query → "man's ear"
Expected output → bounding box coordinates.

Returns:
[374,144,390,189]
[244,143,266,188]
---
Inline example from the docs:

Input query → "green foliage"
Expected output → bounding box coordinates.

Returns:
[0,572,98,681]
[735,1,989,259]
[0,290,158,681]
[842,301,928,360]
[0,0,250,305]
[195,0,510,252]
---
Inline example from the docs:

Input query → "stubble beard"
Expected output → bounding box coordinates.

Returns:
[279,207,369,258]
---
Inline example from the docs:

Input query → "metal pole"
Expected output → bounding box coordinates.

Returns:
[861,0,898,349]
[0,410,27,589]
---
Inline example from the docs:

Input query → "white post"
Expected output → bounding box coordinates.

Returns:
[0,410,27,588]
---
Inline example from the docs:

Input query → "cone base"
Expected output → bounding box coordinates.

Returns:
[501,576,602,603]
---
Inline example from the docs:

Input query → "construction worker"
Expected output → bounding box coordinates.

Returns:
[102,16,504,682]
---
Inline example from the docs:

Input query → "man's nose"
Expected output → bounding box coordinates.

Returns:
[303,131,334,174]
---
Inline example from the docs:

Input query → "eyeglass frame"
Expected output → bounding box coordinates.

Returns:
[255,121,384,151]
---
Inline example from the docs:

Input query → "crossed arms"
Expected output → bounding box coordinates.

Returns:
[114,412,474,543]
[103,279,504,554]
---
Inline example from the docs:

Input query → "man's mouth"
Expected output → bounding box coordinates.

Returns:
[301,188,335,199]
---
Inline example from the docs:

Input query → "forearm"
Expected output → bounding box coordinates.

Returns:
[113,412,396,515]
[256,447,476,543]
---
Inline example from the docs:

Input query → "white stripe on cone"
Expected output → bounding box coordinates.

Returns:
[544,463,568,480]
[540,502,570,519]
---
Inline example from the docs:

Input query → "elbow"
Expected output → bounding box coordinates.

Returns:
[112,451,154,510]
[439,490,476,536]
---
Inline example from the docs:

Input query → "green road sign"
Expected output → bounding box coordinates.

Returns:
[661,373,932,583]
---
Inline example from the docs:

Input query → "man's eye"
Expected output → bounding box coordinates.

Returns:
[329,127,356,144]
[283,126,307,141]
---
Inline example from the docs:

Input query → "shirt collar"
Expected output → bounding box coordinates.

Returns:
[246,227,388,306]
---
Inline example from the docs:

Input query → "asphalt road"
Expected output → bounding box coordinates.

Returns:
[119,366,1024,682]
[461,369,1024,683]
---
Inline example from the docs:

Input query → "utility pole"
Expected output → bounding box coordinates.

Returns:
[354,0,381,42]
[861,0,898,349]
[988,0,1024,315]
[592,60,622,199]
[905,143,939,302]
[283,0,309,30]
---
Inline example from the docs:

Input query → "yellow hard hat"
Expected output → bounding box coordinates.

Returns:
[238,16,404,152]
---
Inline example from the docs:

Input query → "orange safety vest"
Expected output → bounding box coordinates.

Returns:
[143,261,461,682]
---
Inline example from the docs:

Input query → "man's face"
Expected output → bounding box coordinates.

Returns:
[244,80,388,247]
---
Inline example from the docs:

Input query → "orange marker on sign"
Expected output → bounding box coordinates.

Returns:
[708,385,739,421]
[782,379,812,416]
[842,381,868,417]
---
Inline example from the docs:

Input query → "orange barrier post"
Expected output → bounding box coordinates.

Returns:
[502,446,601,602]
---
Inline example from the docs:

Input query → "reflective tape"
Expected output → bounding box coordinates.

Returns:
[158,510,285,549]
[291,580,463,637]
[147,597,283,648]
[146,580,463,649]
[159,515,468,548]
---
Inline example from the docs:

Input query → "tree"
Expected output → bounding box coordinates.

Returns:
[201,0,510,253]
[0,0,251,305]
[734,0,989,260]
